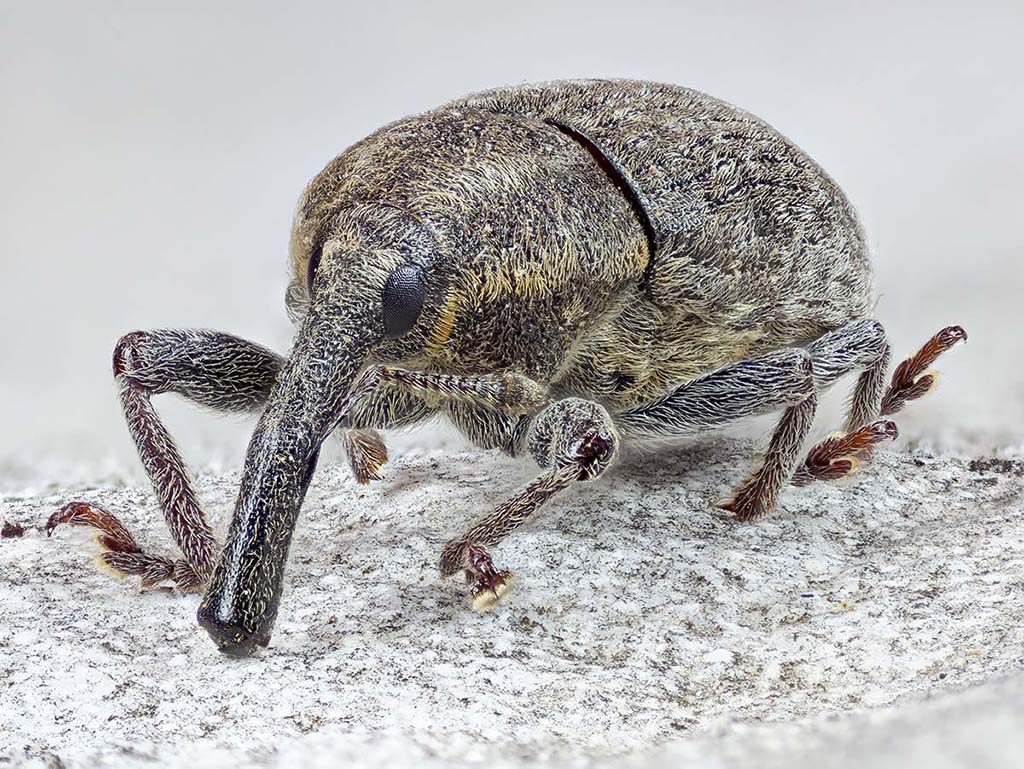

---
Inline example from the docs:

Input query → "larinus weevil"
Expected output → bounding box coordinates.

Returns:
[48,79,966,656]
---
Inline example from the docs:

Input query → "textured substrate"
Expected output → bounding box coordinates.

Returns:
[2,439,1022,767]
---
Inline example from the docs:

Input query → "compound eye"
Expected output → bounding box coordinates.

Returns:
[382,265,425,339]
[306,246,323,293]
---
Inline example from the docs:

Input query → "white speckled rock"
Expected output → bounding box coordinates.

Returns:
[1,439,1022,768]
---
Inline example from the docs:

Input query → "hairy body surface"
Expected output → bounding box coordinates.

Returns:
[49,80,964,656]
[290,81,871,413]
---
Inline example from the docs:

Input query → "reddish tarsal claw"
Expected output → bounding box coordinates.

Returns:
[792,419,900,487]
[870,419,899,442]
[47,501,141,554]
[465,544,512,611]
[880,325,966,417]
[939,325,968,347]
[48,500,200,591]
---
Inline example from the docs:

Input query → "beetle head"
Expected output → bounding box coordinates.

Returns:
[197,204,446,656]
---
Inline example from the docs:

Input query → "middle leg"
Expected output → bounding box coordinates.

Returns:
[792,319,898,485]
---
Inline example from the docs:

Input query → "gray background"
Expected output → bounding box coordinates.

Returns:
[1,0,1021,488]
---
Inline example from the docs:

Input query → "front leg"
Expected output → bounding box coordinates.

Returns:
[314,364,588,608]
[334,365,549,482]
[345,365,551,415]
[48,330,283,591]
[440,398,618,609]
[337,387,437,483]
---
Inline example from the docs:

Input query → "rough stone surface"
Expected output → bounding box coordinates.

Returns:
[2,439,1022,768]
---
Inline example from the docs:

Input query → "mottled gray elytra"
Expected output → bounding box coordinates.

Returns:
[48,80,965,656]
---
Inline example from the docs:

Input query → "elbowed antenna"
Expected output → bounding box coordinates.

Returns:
[197,301,379,656]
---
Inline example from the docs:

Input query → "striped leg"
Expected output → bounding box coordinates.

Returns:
[794,322,966,485]
[439,398,618,609]
[48,330,283,590]
[618,348,818,521]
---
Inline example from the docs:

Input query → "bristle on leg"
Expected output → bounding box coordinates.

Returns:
[342,429,389,484]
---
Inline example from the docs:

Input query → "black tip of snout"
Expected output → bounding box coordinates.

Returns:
[197,606,271,658]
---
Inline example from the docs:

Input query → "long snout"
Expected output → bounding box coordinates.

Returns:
[197,306,375,656]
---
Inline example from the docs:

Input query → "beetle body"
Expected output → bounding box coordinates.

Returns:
[288,80,872,410]
[48,80,963,656]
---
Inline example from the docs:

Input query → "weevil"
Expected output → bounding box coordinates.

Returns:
[48,79,966,656]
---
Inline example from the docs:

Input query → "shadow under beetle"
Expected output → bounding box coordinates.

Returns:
[48,80,966,656]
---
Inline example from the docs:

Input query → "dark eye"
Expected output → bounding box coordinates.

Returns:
[382,265,425,339]
[306,246,323,292]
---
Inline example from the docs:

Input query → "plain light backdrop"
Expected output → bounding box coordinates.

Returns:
[2,0,1021,489]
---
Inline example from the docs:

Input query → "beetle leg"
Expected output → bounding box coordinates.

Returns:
[880,325,967,416]
[45,501,199,588]
[442,464,580,610]
[717,390,817,521]
[794,322,966,484]
[616,348,816,438]
[335,387,437,482]
[48,330,283,590]
[439,398,617,609]
[791,420,899,486]
[617,348,817,520]
[462,544,514,608]
[338,429,389,484]
[344,365,551,415]
[788,319,893,484]
[333,365,547,482]
[802,319,893,434]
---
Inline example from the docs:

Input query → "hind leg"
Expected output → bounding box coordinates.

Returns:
[618,348,819,521]
[714,363,818,522]
[881,325,967,416]
[793,321,966,485]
